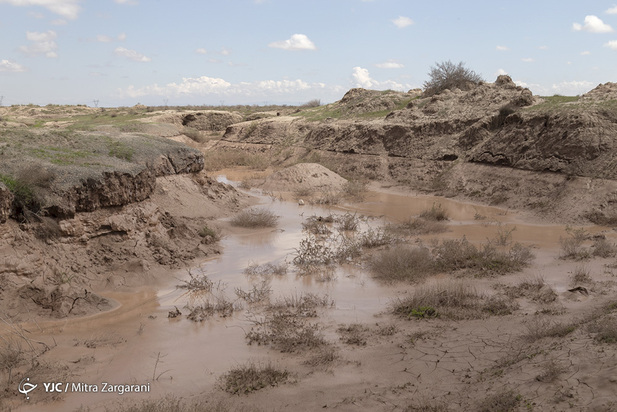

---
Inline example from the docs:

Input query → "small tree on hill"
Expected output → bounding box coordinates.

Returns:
[423,60,483,96]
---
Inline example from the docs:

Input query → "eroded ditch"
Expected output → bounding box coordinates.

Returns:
[10,177,617,411]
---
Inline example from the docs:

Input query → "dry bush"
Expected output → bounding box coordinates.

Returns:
[559,227,591,260]
[182,127,208,143]
[293,186,314,199]
[588,316,617,343]
[387,217,448,236]
[592,237,616,258]
[571,265,592,285]
[244,262,288,277]
[186,296,236,321]
[423,60,483,96]
[219,362,288,395]
[230,208,279,228]
[176,272,213,293]
[368,245,434,283]
[302,215,333,235]
[198,224,220,244]
[392,281,516,320]
[313,190,341,206]
[235,280,272,304]
[335,212,360,231]
[523,317,577,342]
[303,346,338,367]
[535,360,566,383]
[502,275,557,303]
[419,203,449,221]
[0,339,23,390]
[359,226,397,248]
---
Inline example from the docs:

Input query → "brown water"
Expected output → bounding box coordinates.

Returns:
[11,178,613,411]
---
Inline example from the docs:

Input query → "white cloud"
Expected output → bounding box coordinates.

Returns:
[521,57,534,62]
[220,48,231,56]
[0,0,81,19]
[606,5,617,14]
[605,40,617,50]
[495,68,508,76]
[572,15,613,33]
[581,50,591,55]
[0,59,26,72]
[50,18,66,25]
[375,59,404,69]
[114,0,138,4]
[96,34,113,43]
[114,47,151,62]
[195,48,207,55]
[20,30,58,57]
[392,16,413,28]
[538,45,549,50]
[351,66,408,90]
[117,33,126,41]
[496,45,509,51]
[551,80,594,95]
[268,34,316,51]
[117,75,331,100]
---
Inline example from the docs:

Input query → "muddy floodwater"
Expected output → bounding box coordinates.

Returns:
[14,177,615,411]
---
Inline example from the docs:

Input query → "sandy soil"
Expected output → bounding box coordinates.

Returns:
[3,165,617,412]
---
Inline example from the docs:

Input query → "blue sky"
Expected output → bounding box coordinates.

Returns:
[1,0,616,107]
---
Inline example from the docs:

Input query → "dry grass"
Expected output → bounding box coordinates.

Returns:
[337,324,369,346]
[335,212,360,231]
[419,203,449,221]
[475,388,521,412]
[202,149,270,171]
[387,217,448,236]
[392,281,517,320]
[230,208,279,228]
[523,317,577,342]
[368,245,434,283]
[571,265,592,285]
[559,226,591,260]
[535,360,566,383]
[592,237,616,258]
[588,315,617,343]
[244,262,288,277]
[303,346,339,367]
[219,361,288,395]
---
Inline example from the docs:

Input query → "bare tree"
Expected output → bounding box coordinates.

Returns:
[423,60,483,96]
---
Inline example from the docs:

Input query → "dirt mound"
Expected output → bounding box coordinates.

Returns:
[260,163,347,192]
[336,88,420,115]
[581,82,617,102]
[180,111,243,131]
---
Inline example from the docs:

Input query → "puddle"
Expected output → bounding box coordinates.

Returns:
[13,178,615,411]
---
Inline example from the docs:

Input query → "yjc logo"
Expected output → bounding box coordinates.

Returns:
[18,378,37,400]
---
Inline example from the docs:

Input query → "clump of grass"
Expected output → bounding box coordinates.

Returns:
[303,347,338,367]
[313,190,341,206]
[302,215,333,235]
[336,212,360,231]
[592,237,616,258]
[219,362,288,395]
[571,265,592,285]
[176,272,213,293]
[368,245,434,283]
[387,217,448,236]
[359,226,397,248]
[293,186,314,199]
[244,262,288,277]
[419,203,449,221]
[198,224,220,244]
[476,388,521,412]
[392,281,516,320]
[246,293,333,352]
[230,207,279,228]
[559,226,591,260]
[182,127,208,143]
[337,324,369,346]
[186,295,236,321]
[588,316,617,343]
[536,360,566,383]
[523,317,577,342]
[501,275,557,303]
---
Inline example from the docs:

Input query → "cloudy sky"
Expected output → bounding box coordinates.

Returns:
[0,0,616,106]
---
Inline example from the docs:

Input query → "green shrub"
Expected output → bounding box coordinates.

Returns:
[423,60,483,96]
